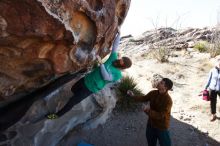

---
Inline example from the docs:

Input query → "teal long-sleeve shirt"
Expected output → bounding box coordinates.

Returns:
[84,52,122,93]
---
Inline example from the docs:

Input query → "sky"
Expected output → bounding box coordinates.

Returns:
[121,0,220,37]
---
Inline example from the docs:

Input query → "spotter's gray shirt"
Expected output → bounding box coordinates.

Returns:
[205,67,220,91]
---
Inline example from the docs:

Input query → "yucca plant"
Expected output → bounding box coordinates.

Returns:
[116,76,143,111]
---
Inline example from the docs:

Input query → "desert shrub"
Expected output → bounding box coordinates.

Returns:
[152,47,170,63]
[142,47,171,63]
[194,41,209,52]
[209,31,220,57]
[116,76,143,111]
[209,44,220,57]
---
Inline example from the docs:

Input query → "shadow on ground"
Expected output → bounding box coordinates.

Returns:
[58,111,220,146]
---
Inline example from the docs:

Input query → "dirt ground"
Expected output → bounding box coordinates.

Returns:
[61,50,220,146]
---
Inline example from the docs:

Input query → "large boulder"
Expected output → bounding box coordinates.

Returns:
[0,0,130,145]
[0,0,130,102]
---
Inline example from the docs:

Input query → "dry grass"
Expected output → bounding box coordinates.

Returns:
[194,41,210,53]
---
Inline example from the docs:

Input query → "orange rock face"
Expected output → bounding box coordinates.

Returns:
[0,0,130,100]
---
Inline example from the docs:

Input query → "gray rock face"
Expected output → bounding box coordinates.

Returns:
[0,82,117,146]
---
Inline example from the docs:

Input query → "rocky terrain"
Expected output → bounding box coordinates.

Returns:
[58,27,220,146]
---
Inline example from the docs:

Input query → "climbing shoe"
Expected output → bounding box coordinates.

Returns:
[47,114,58,120]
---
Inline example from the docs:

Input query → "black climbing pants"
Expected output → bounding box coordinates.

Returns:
[57,78,92,117]
[209,90,220,114]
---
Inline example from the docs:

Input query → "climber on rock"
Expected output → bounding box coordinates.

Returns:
[47,30,132,119]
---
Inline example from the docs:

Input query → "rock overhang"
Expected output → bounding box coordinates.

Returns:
[0,0,131,102]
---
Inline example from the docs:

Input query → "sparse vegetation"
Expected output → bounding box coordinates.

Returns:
[116,76,143,111]
[194,41,209,52]
[209,30,220,57]
[208,43,220,57]
[142,46,172,63]
[152,47,171,63]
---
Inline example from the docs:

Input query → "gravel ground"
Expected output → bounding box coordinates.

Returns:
[59,108,220,146]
